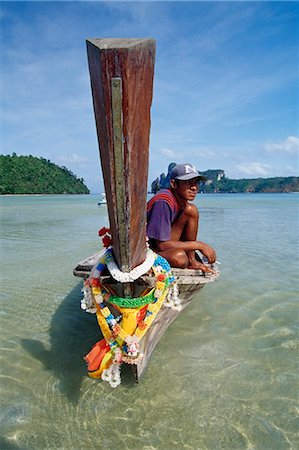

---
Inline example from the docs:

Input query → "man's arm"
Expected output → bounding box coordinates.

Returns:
[156,239,216,263]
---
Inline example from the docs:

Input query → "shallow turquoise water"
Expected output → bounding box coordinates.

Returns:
[0,193,298,449]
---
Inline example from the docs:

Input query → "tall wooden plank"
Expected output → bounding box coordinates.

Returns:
[86,38,156,271]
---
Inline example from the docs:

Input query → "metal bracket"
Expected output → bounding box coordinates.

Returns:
[111,77,129,275]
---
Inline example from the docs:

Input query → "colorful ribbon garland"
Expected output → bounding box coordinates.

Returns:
[82,249,176,387]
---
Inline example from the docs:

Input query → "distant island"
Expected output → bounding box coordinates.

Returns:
[151,163,299,194]
[0,154,90,194]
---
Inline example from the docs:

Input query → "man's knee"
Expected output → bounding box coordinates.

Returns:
[170,250,189,269]
[184,203,199,219]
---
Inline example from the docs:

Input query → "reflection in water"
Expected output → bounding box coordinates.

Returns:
[21,284,100,404]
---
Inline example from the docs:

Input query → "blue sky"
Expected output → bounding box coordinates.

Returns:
[1,1,298,193]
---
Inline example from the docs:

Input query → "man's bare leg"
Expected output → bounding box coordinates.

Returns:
[157,248,189,268]
[182,211,214,271]
[159,204,214,272]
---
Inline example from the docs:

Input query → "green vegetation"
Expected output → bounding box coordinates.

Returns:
[203,174,299,193]
[0,153,90,194]
[151,164,299,194]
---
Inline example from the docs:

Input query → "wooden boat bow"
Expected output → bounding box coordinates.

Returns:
[86,38,156,271]
[74,38,219,384]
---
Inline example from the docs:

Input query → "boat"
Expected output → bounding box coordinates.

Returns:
[98,193,107,205]
[73,38,219,386]
[74,253,218,383]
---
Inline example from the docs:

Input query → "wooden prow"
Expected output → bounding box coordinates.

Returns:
[86,38,156,272]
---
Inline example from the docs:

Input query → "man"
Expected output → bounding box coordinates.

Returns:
[147,163,216,273]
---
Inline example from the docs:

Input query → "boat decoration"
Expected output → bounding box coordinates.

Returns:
[81,232,182,387]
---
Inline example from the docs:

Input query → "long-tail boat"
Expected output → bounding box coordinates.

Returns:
[73,38,219,386]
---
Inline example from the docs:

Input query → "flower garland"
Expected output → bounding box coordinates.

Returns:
[97,228,157,282]
[98,227,112,248]
[105,247,156,283]
[81,243,181,388]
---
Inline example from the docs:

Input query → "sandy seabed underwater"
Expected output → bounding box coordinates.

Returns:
[0,193,298,450]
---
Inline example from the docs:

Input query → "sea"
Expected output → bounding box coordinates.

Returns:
[0,193,298,450]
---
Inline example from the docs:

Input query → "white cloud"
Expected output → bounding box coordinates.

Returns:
[285,165,299,174]
[236,162,271,177]
[192,147,218,159]
[264,136,299,155]
[56,153,90,165]
[160,147,176,158]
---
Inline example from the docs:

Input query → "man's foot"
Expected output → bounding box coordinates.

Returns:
[187,250,216,273]
[187,260,216,273]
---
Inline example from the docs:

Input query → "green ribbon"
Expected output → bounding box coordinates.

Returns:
[109,289,157,308]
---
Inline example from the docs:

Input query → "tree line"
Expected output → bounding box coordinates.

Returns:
[203,175,299,193]
[0,154,90,194]
[151,163,299,194]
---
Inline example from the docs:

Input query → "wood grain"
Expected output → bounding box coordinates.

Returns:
[86,38,156,271]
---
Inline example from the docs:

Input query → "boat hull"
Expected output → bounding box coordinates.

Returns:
[74,253,218,382]
[134,282,205,380]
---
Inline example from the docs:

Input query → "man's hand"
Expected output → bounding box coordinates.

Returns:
[198,243,216,264]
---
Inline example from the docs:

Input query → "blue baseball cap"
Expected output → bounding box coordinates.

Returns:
[170,163,207,181]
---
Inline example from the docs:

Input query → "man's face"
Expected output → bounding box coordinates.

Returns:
[171,177,200,201]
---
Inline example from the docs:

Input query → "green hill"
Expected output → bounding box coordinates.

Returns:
[0,154,90,194]
[151,164,299,194]
[203,174,299,193]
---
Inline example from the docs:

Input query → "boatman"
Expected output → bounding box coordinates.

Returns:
[147,163,216,273]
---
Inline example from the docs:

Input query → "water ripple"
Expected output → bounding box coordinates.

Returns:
[1,194,298,449]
